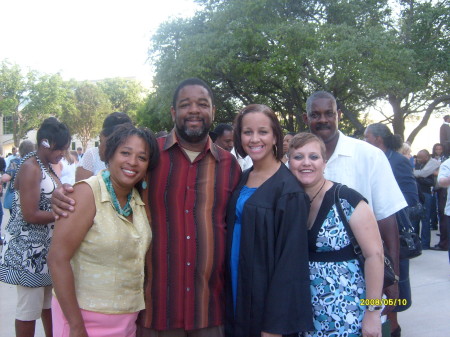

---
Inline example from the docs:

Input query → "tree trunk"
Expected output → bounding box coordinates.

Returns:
[388,94,406,140]
[406,95,450,144]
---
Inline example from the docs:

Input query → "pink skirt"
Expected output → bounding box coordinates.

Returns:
[52,297,138,337]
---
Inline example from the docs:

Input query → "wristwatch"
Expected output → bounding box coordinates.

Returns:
[366,305,383,312]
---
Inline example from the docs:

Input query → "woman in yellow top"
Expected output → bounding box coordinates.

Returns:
[48,124,159,337]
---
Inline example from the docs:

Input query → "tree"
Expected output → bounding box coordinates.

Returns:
[363,0,450,143]
[147,0,393,134]
[21,74,76,137]
[0,60,33,146]
[136,92,173,132]
[60,82,112,151]
[148,0,449,141]
[96,77,148,119]
[0,61,79,146]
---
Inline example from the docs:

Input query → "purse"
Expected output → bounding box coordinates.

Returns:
[396,208,422,259]
[3,183,14,209]
[334,184,398,289]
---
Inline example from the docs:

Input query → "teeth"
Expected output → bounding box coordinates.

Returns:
[123,169,136,175]
[301,170,313,172]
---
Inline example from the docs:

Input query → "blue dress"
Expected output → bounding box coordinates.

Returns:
[230,185,256,311]
[303,183,367,337]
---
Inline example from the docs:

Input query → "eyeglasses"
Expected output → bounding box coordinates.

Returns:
[308,111,336,120]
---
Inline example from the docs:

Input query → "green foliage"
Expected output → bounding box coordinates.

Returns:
[21,74,76,135]
[136,92,173,132]
[1,60,148,148]
[96,77,148,120]
[148,0,450,142]
[60,82,112,150]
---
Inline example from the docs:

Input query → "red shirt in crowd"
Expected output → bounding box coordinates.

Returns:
[141,130,241,331]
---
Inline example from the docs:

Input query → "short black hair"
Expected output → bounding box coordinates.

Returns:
[213,124,233,138]
[306,91,337,115]
[104,123,160,172]
[101,112,132,137]
[172,78,214,108]
[37,117,71,150]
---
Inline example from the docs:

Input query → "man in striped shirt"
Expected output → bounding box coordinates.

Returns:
[138,78,241,336]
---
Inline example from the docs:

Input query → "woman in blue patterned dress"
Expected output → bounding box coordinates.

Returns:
[0,117,71,337]
[288,133,384,337]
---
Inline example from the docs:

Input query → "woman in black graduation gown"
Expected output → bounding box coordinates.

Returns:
[225,104,313,337]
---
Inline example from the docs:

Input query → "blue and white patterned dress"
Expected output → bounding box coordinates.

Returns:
[303,183,367,337]
[0,152,57,287]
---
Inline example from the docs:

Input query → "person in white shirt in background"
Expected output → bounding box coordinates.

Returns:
[59,151,79,186]
[76,112,132,182]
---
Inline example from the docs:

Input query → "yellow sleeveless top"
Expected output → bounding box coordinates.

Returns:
[70,174,151,313]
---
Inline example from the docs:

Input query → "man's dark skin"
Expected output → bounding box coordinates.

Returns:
[303,95,400,315]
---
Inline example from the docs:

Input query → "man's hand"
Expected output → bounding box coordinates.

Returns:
[381,283,399,315]
[52,184,76,220]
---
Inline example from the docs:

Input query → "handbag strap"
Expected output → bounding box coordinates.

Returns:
[396,207,415,233]
[333,184,362,257]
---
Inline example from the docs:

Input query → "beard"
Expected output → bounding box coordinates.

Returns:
[176,120,211,144]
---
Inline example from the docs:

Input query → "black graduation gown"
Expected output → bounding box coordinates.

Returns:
[225,164,314,337]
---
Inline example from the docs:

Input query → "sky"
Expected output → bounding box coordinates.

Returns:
[0,0,199,86]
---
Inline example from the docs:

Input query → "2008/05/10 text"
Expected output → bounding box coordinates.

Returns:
[360,299,408,306]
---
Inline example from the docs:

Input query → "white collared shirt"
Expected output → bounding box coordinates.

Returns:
[324,131,407,220]
[437,158,450,215]
[230,148,253,171]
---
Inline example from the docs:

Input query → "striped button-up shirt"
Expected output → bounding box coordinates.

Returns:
[141,130,241,331]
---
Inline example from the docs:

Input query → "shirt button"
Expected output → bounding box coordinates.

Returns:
[186,236,190,239]
[187,262,191,266]
[185,210,189,214]
[186,287,190,292]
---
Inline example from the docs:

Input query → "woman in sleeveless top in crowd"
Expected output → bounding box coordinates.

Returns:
[0,117,71,337]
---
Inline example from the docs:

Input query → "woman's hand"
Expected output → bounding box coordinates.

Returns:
[361,311,381,337]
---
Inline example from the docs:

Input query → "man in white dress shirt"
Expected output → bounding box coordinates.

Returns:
[303,91,407,313]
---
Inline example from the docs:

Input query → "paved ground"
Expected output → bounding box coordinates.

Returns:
[1,216,449,336]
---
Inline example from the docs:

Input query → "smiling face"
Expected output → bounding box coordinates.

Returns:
[289,140,326,188]
[171,84,215,144]
[240,111,277,163]
[108,135,150,190]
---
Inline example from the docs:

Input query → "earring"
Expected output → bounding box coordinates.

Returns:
[273,145,278,158]
[41,139,50,148]
[141,180,148,190]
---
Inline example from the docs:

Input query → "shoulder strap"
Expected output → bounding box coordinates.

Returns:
[334,183,362,257]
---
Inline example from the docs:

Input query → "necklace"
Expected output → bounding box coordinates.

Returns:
[309,179,326,204]
[102,170,133,217]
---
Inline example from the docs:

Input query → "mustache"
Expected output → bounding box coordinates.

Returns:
[315,124,331,131]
